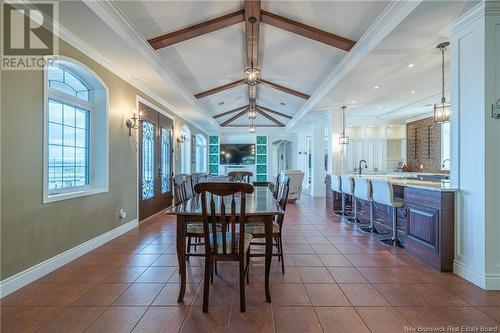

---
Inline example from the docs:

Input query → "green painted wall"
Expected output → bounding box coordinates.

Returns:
[0,38,205,280]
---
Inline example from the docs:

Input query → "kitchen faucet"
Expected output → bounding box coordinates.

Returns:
[441,159,451,168]
[358,160,368,175]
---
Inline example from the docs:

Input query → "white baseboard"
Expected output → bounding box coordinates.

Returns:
[454,260,500,290]
[0,219,138,298]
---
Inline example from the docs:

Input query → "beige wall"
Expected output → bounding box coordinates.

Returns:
[0,39,206,280]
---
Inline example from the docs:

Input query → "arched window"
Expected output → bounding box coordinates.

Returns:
[44,57,108,202]
[195,134,207,173]
[180,125,191,174]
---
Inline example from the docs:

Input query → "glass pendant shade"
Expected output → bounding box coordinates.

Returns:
[244,66,261,86]
[433,100,451,123]
[248,109,256,119]
[249,125,256,133]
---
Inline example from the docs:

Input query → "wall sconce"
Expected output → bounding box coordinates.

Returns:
[177,134,186,149]
[126,110,142,136]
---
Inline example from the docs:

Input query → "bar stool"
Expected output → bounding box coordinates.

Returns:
[371,179,404,248]
[331,175,347,216]
[340,175,355,223]
[356,178,387,235]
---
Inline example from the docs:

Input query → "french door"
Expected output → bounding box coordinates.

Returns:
[139,102,173,221]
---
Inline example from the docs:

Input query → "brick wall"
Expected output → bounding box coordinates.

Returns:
[406,117,442,172]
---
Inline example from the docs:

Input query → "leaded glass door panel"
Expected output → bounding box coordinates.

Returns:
[139,102,173,220]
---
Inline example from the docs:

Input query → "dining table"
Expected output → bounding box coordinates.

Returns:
[165,185,284,303]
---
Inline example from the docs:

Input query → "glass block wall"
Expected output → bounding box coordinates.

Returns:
[256,136,267,182]
[208,136,219,176]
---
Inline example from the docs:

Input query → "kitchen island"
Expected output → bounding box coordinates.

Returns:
[326,173,457,272]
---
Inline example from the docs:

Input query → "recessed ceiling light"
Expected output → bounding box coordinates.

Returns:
[408,64,415,68]
[411,90,416,94]
[378,106,382,109]
[373,86,379,89]
[351,100,356,104]
[218,101,225,106]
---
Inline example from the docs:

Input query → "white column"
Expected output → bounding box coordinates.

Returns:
[450,1,500,290]
[310,122,326,197]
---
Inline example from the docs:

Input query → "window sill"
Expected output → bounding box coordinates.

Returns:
[43,187,108,204]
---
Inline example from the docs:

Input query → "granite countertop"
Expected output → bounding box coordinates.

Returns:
[345,173,459,192]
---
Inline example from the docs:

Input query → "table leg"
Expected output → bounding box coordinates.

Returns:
[176,216,186,303]
[264,215,272,303]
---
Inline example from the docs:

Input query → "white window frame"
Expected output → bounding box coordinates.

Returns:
[43,56,109,203]
[195,134,207,173]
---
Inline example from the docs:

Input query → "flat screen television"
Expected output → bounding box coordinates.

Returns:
[220,144,255,165]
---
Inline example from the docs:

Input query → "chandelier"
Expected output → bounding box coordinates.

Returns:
[248,105,256,119]
[339,106,349,145]
[433,42,451,123]
[244,17,261,86]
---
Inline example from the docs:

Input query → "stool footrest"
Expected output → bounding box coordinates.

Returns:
[378,236,404,248]
[359,225,388,235]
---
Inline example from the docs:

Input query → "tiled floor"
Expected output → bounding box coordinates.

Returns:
[1,197,500,332]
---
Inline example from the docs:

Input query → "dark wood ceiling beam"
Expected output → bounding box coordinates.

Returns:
[260,79,310,100]
[225,124,280,127]
[260,10,356,51]
[256,105,292,119]
[256,108,285,127]
[194,79,245,99]
[244,0,261,67]
[148,10,245,49]
[213,105,249,119]
[220,108,249,126]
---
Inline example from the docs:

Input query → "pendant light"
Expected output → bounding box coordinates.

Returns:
[339,106,349,145]
[244,17,261,86]
[249,118,256,133]
[248,102,256,119]
[433,42,451,123]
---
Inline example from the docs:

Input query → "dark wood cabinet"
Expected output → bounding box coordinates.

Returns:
[404,187,455,272]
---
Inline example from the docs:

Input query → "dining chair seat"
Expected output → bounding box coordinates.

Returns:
[187,223,204,234]
[209,232,253,255]
[245,221,280,235]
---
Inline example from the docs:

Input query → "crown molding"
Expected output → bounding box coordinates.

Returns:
[445,1,500,37]
[82,0,220,132]
[285,0,422,130]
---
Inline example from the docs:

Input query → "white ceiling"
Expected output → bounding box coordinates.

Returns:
[114,0,389,130]
[56,0,479,134]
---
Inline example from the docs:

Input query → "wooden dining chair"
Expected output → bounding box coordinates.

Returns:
[228,171,253,183]
[272,173,281,200]
[245,176,290,275]
[194,182,254,313]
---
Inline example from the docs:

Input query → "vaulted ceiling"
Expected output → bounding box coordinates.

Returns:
[115,0,389,129]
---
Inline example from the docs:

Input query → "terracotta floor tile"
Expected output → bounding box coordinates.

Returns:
[273,306,322,333]
[345,253,406,267]
[228,305,273,333]
[100,266,148,283]
[139,244,171,254]
[444,284,500,306]
[3,282,92,307]
[283,244,315,254]
[136,266,177,283]
[356,306,414,333]
[194,281,236,306]
[269,284,311,306]
[0,307,61,332]
[72,283,129,306]
[397,306,498,328]
[357,267,417,284]
[290,254,323,266]
[153,283,199,306]
[319,254,353,266]
[181,305,231,333]
[85,306,147,333]
[374,284,470,307]
[151,254,180,266]
[339,284,390,306]
[304,284,351,306]
[37,306,106,333]
[132,307,188,333]
[168,267,204,283]
[305,236,331,245]
[232,283,269,306]
[315,306,370,333]
[328,267,368,283]
[126,254,161,266]
[112,283,164,306]
[477,307,500,321]
[311,244,341,254]
[297,266,336,283]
